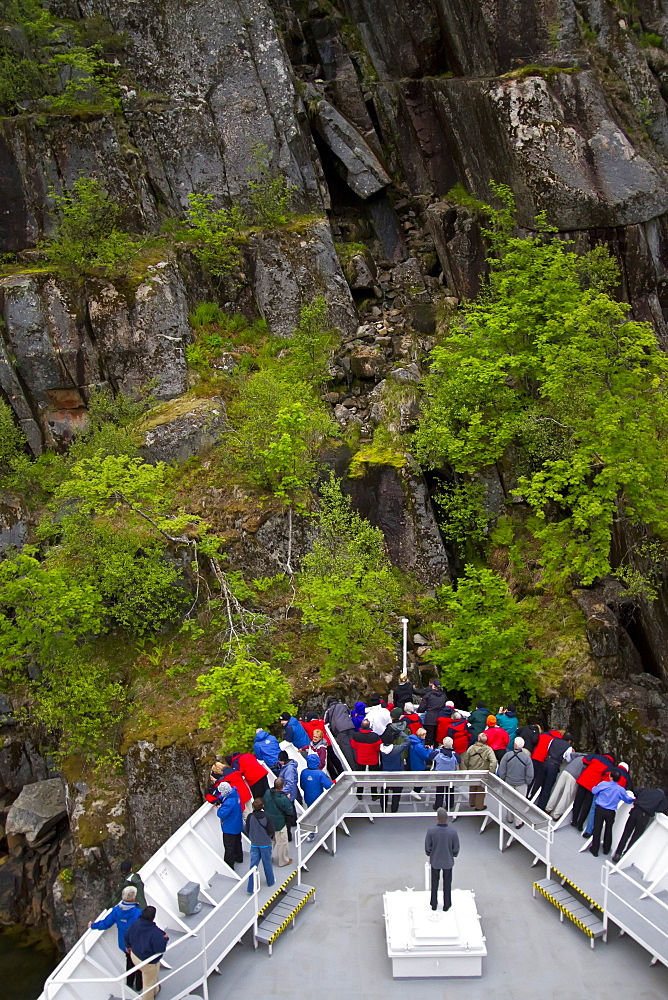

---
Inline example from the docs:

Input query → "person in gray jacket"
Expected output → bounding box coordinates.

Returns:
[425,808,460,911]
[497,737,534,828]
[545,750,586,819]
[324,697,356,768]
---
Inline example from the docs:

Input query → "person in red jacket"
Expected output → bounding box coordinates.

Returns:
[302,716,330,743]
[226,752,269,799]
[350,721,382,799]
[528,729,562,797]
[401,704,423,736]
[446,713,471,754]
[206,761,253,813]
[482,715,510,762]
[571,753,615,830]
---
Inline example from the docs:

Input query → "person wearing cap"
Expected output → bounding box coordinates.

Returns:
[108,860,147,911]
[425,808,460,911]
[417,679,447,746]
[466,700,489,741]
[215,782,244,870]
[89,886,142,991]
[279,712,310,752]
[124,906,169,1000]
[482,715,510,762]
[497,737,534,827]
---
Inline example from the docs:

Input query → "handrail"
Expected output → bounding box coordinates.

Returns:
[601,860,668,966]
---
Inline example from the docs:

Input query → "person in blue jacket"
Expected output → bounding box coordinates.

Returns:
[279,712,310,750]
[216,782,244,870]
[351,701,367,730]
[253,728,281,769]
[380,734,410,813]
[300,753,334,807]
[89,886,142,991]
[407,728,436,801]
[277,751,300,801]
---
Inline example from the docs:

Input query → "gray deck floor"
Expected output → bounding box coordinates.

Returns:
[198,816,668,1000]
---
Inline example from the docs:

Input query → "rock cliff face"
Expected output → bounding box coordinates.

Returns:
[2,0,668,954]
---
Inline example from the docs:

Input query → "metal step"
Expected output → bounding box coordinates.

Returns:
[256,883,316,954]
[533,878,606,948]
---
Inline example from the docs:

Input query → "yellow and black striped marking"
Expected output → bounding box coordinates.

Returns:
[551,867,603,912]
[257,871,295,917]
[534,882,595,937]
[268,887,316,944]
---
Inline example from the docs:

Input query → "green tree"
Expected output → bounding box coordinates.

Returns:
[414,190,668,586]
[184,193,245,277]
[428,567,543,706]
[297,475,401,677]
[283,298,336,386]
[247,142,295,227]
[197,646,294,751]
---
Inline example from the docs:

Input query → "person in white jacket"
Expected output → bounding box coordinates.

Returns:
[365,694,392,735]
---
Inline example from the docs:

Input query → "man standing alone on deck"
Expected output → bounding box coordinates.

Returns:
[425,808,460,912]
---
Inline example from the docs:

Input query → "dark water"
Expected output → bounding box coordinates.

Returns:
[0,934,57,1000]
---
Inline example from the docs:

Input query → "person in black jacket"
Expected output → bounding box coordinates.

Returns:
[516,721,541,756]
[535,733,572,811]
[393,675,423,710]
[425,808,460,911]
[418,680,447,746]
[245,798,276,893]
[612,787,668,862]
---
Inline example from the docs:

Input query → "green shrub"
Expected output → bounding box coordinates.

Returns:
[197,645,294,751]
[428,567,543,706]
[183,194,246,278]
[247,143,296,228]
[434,480,491,549]
[42,178,145,277]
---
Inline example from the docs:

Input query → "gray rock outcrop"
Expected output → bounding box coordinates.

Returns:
[6,778,67,846]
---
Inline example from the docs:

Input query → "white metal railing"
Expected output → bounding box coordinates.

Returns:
[43,867,260,1000]
[602,861,668,969]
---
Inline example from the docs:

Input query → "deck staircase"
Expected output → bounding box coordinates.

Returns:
[533,870,605,948]
[255,875,316,955]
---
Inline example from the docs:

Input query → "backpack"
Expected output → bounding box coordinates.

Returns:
[434,749,459,772]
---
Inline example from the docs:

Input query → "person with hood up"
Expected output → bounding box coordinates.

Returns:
[123,906,168,1000]
[517,720,541,755]
[351,701,367,730]
[365,694,392,735]
[300,753,334,807]
[226,752,269,799]
[408,727,436,800]
[446,713,471,754]
[435,704,456,746]
[497,737,534,827]
[497,704,519,746]
[253,728,281,770]
[324,697,356,768]
[589,769,635,857]
[401,703,423,735]
[263,777,295,867]
[482,715,510,762]
[467,701,489,741]
[425,808,460,911]
[279,712,310,752]
[393,674,423,710]
[613,786,668,862]
[245,798,276,893]
[417,680,447,746]
[460,733,497,810]
[432,737,460,810]
[215,782,244,870]
[571,753,615,831]
[535,732,573,811]
[545,750,586,819]
[89,886,142,992]
[308,728,329,771]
